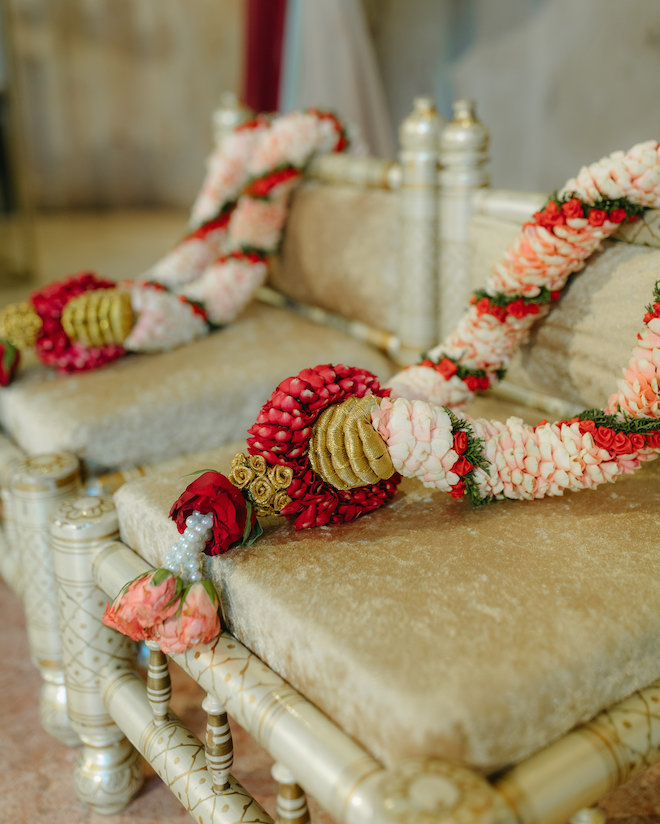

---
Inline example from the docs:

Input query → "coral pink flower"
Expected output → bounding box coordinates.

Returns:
[152,582,221,655]
[102,570,181,640]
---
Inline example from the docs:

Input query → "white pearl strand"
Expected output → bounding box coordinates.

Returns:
[163,510,214,583]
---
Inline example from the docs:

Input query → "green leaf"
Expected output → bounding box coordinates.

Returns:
[244,519,264,546]
[241,500,255,544]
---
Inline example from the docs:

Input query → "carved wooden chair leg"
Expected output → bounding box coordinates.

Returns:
[50,495,143,814]
[203,693,234,792]
[11,453,81,745]
[272,763,310,824]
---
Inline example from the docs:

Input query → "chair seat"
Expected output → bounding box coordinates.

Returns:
[114,395,660,775]
[0,303,393,470]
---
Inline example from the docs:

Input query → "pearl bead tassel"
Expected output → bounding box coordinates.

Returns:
[163,510,214,583]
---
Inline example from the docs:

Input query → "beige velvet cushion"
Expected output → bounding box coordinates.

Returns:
[269,183,399,334]
[0,303,393,469]
[114,394,660,774]
[468,215,660,409]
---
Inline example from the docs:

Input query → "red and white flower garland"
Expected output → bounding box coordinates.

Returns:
[388,142,660,408]
[0,109,349,381]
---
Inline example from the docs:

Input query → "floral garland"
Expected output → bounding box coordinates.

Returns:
[389,142,660,406]
[0,109,349,385]
[104,140,660,654]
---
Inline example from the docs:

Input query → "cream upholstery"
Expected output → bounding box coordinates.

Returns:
[269,183,399,334]
[114,397,660,774]
[0,303,392,470]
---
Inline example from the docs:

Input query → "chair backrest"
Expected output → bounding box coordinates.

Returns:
[214,96,448,366]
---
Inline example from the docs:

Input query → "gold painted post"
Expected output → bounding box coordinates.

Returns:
[146,640,172,724]
[50,495,143,814]
[203,692,234,792]
[10,452,81,745]
[272,763,310,824]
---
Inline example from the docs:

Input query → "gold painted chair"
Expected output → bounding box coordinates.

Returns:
[44,105,660,824]
[0,98,446,745]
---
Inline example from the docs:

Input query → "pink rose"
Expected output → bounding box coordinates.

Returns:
[102,569,182,640]
[153,582,221,654]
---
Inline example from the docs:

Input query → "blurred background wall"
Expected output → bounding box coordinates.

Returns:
[5,0,241,210]
[2,0,660,213]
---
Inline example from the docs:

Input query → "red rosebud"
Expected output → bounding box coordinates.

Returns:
[628,432,645,452]
[611,432,633,455]
[560,198,585,219]
[419,359,435,369]
[436,357,458,380]
[453,430,468,454]
[452,456,474,476]
[593,426,616,450]
[588,209,607,227]
[506,298,527,319]
[475,297,492,316]
[463,375,481,391]
[491,304,507,323]
[169,471,254,555]
[478,376,490,391]
[578,419,596,434]
[550,290,562,301]
[646,431,660,448]
[449,481,466,499]
[608,208,626,224]
[534,201,566,230]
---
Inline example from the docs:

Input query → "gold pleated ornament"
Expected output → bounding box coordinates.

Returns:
[0,301,42,349]
[309,395,395,490]
[61,289,134,347]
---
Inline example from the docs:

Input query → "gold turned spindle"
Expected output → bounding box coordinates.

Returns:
[145,641,171,724]
[271,763,310,824]
[202,693,233,791]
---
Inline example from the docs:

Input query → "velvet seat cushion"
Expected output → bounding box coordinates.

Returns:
[114,394,660,774]
[0,303,393,470]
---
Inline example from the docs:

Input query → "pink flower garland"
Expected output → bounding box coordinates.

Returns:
[372,283,660,504]
[388,141,660,407]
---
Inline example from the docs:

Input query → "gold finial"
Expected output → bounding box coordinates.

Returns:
[61,289,134,347]
[0,301,42,349]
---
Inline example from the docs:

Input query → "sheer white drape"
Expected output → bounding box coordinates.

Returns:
[279,0,394,158]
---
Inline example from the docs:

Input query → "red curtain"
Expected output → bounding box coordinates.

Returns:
[242,0,288,113]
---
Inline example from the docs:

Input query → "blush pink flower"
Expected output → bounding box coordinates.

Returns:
[102,570,182,641]
[152,582,221,655]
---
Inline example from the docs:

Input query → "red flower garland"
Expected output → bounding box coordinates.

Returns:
[31,272,125,372]
[246,364,400,529]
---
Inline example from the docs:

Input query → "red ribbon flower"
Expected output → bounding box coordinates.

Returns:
[247,363,400,529]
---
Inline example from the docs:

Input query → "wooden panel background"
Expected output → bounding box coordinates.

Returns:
[7,0,242,209]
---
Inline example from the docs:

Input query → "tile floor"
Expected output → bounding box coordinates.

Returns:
[1,211,660,823]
